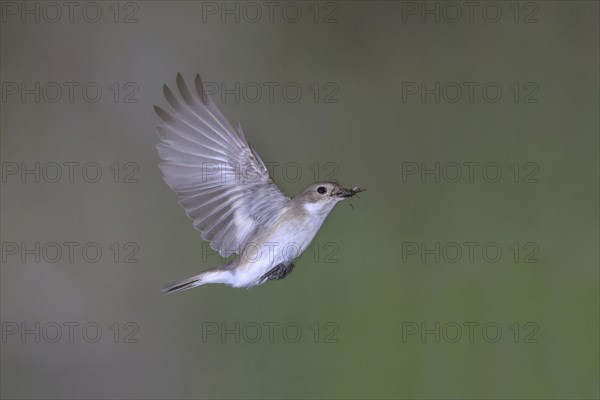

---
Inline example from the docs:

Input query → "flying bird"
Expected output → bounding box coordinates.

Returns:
[155,73,364,293]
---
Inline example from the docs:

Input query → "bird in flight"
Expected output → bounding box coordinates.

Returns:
[155,73,364,294]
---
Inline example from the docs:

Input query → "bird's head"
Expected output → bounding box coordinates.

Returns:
[293,182,365,216]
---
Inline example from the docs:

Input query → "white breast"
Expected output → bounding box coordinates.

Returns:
[229,205,333,287]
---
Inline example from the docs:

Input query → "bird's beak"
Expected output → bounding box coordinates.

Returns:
[334,186,366,198]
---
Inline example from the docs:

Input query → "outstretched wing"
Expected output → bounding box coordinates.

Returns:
[154,73,290,257]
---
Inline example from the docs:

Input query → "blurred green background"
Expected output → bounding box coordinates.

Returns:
[1,1,598,399]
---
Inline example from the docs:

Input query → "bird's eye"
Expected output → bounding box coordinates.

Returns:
[317,186,327,194]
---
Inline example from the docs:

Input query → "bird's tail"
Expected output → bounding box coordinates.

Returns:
[161,268,232,295]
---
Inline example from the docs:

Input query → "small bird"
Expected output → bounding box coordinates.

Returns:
[155,73,364,293]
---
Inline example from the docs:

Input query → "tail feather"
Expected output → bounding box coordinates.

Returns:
[161,277,200,295]
[161,268,231,295]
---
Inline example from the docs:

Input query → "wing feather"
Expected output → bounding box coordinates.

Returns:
[155,73,290,257]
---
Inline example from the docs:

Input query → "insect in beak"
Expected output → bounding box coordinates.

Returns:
[344,186,365,209]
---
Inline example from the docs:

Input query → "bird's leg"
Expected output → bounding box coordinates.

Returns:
[259,262,296,283]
